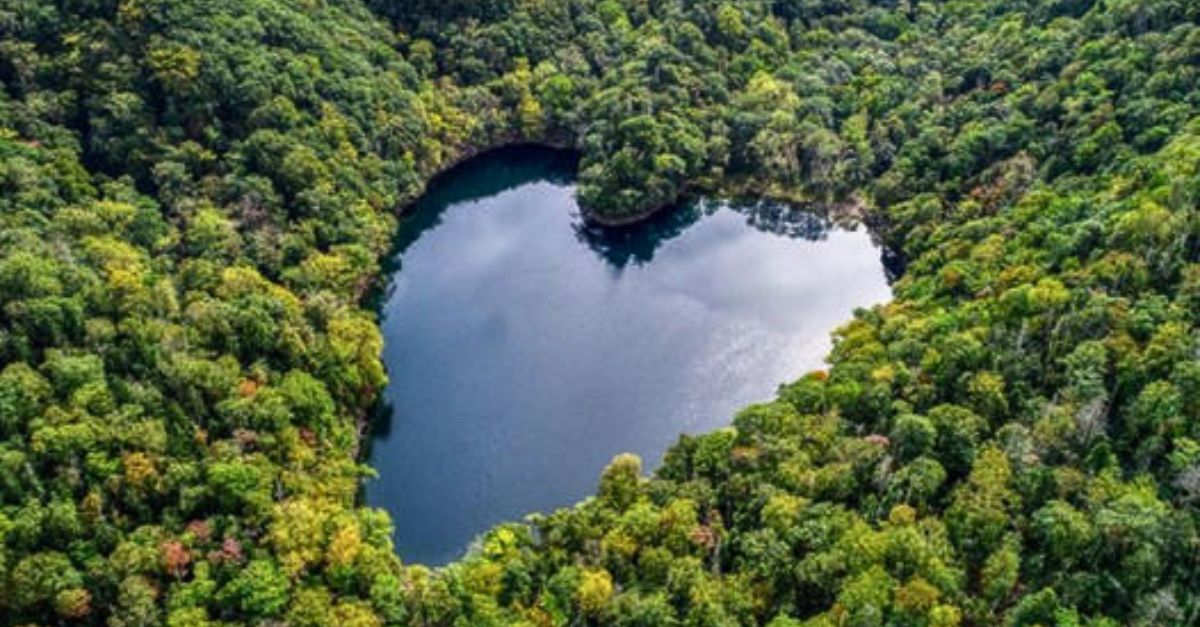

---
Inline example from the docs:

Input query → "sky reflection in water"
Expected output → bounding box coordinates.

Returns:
[365,148,892,565]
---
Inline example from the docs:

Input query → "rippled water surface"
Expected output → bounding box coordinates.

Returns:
[365,148,892,565]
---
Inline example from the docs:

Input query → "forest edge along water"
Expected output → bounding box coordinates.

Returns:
[363,146,893,566]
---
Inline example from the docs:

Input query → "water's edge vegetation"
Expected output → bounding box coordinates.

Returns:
[0,0,1198,625]
[365,146,890,566]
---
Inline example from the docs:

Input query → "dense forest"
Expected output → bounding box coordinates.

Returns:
[0,0,1199,624]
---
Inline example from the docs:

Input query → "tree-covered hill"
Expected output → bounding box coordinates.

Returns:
[0,0,1198,624]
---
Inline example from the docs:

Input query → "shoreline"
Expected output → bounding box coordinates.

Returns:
[355,143,884,461]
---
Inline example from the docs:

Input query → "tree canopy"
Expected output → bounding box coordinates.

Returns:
[0,0,1199,624]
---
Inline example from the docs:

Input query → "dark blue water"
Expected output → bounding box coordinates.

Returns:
[365,147,891,565]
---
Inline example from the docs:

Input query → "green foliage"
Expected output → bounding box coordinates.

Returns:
[217,559,290,618]
[0,0,1199,624]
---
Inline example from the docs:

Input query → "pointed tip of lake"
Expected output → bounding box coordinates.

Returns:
[364,147,892,565]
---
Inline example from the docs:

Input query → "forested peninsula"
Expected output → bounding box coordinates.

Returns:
[1,0,1199,624]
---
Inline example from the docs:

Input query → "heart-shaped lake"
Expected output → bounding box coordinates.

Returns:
[364,147,892,565]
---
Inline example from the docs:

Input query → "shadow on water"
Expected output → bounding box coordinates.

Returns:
[881,247,906,284]
[574,197,844,270]
[388,146,580,262]
[362,145,899,564]
[363,146,580,455]
[383,144,880,275]
[362,144,901,469]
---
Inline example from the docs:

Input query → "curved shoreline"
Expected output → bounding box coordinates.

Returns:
[398,135,579,215]
[359,148,888,461]
[399,134,680,229]
[402,137,873,231]
[579,200,679,228]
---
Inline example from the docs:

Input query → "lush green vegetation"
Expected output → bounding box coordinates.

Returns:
[0,0,1198,624]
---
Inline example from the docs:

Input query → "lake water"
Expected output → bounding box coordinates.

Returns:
[365,147,892,565]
